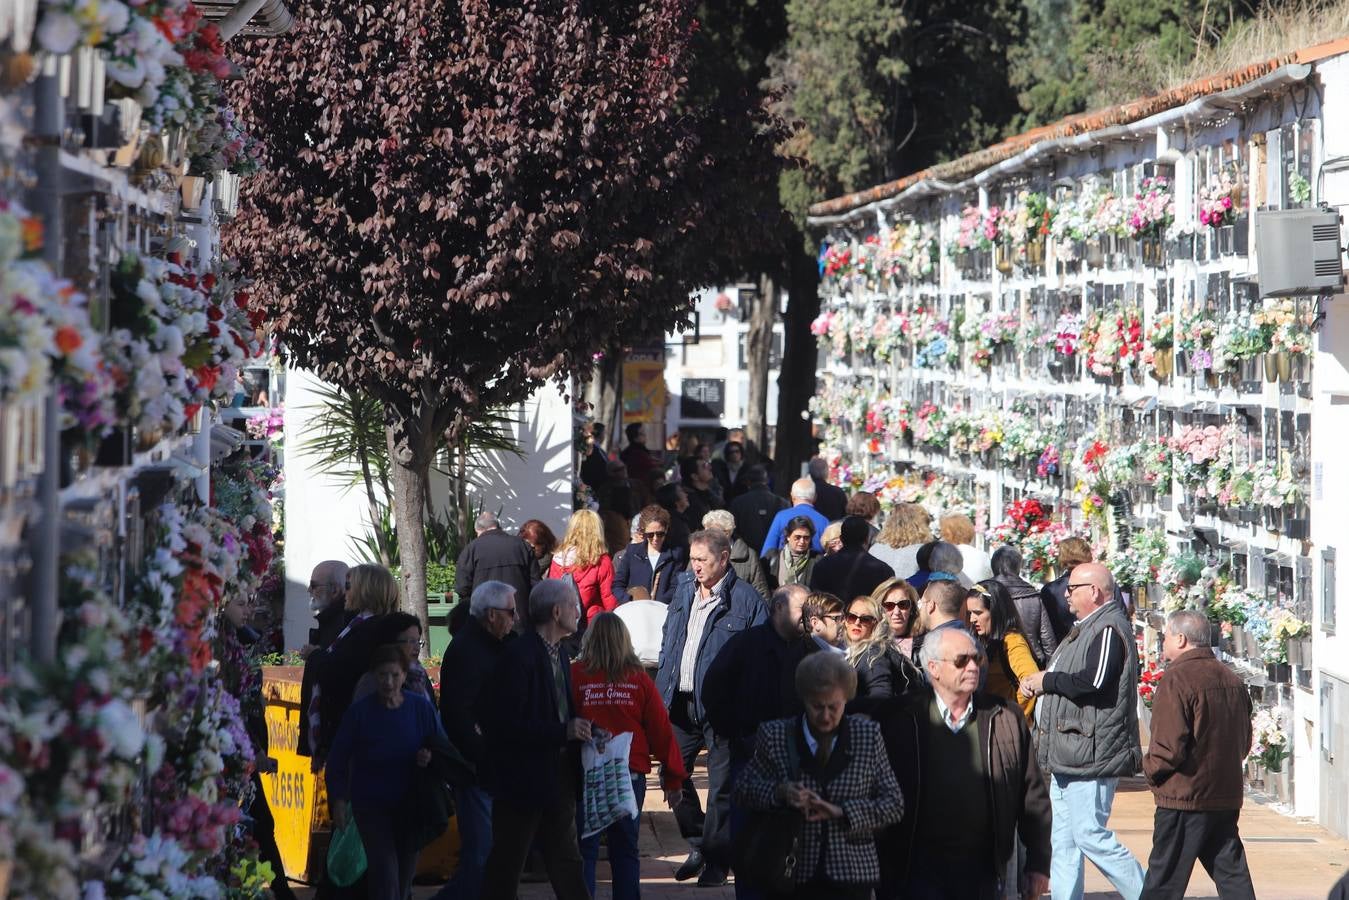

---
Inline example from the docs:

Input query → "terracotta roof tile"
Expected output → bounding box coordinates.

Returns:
[808,36,1349,220]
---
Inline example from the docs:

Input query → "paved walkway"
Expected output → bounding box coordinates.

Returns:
[305,773,1349,899]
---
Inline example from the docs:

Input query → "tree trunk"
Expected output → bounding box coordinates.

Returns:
[774,244,821,494]
[745,273,775,455]
[388,423,435,638]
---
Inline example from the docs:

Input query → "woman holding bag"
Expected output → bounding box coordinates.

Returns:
[570,613,687,899]
[733,651,904,900]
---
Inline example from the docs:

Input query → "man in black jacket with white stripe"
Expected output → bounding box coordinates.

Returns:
[1019,562,1145,900]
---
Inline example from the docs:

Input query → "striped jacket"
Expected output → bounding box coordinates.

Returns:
[733,714,904,886]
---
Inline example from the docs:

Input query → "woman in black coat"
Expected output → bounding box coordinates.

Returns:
[612,505,687,604]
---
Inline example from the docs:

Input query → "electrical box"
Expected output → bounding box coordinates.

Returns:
[1256,208,1345,297]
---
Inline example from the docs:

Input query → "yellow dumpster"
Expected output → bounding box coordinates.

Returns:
[260,665,458,886]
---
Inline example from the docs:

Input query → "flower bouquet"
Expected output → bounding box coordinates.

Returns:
[1199,169,1239,229]
[1249,707,1290,772]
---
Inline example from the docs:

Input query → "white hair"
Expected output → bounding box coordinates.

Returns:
[529,578,578,626]
[469,581,515,618]
[790,477,817,503]
[475,510,500,532]
[702,509,735,533]
[917,625,977,674]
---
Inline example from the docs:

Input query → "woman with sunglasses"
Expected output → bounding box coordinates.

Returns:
[613,505,687,605]
[844,595,923,698]
[802,591,846,651]
[967,580,1040,719]
[871,577,920,660]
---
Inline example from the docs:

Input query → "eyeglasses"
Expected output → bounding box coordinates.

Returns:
[644,530,667,539]
[1067,582,1092,593]
[820,613,844,623]
[882,599,912,612]
[493,605,518,617]
[397,637,428,649]
[941,652,987,669]
[844,612,878,627]
[969,584,990,597]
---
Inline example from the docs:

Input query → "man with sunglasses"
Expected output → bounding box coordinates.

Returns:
[1019,562,1144,900]
[852,626,1051,899]
[433,581,519,900]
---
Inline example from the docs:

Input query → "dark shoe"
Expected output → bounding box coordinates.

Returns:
[697,864,728,887]
[674,850,705,882]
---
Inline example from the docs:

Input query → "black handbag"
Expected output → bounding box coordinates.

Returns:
[731,733,804,892]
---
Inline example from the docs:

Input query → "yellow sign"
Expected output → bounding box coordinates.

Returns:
[260,667,323,881]
[622,354,666,424]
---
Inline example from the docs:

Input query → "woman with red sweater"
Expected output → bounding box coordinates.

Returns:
[571,613,686,899]
[549,509,619,625]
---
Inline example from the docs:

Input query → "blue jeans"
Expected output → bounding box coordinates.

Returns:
[580,773,646,900]
[1048,774,1144,900]
[431,784,493,900]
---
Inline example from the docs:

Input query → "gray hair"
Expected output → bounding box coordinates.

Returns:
[807,458,828,479]
[917,624,977,673]
[794,648,858,700]
[928,541,965,575]
[469,581,516,618]
[702,509,735,534]
[1168,609,1212,647]
[770,583,808,614]
[790,477,817,503]
[630,512,643,535]
[529,578,577,626]
[688,528,731,559]
[475,510,500,532]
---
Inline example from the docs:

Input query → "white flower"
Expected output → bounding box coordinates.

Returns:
[36,11,83,54]
[97,699,145,758]
[97,0,130,36]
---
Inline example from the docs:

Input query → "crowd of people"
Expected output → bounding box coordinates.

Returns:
[292,438,1264,900]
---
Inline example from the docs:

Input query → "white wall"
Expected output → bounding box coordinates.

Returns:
[281,366,379,650]
[281,374,575,649]
[460,386,574,538]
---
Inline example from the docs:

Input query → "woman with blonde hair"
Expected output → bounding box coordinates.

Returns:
[871,577,920,659]
[870,503,932,579]
[549,508,619,625]
[843,594,922,698]
[345,563,401,616]
[570,613,686,900]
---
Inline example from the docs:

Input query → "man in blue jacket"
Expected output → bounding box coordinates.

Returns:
[479,579,591,900]
[656,529,769,886]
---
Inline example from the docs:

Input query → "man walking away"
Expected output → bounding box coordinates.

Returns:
[454,511,538,622]
[433,582,518,900]
[808,516,895,602]
[656,529,768,886]
[729,465,787,555]
[807,456,848,522]
[1141,610,1256,900]
[759,477,830,557]
[479,580,592,900]
[1019,562,1145,900]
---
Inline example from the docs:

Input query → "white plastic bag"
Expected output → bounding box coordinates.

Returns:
[580,731,638,838]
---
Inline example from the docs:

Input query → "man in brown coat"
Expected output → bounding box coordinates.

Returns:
[1141,609,1256,899]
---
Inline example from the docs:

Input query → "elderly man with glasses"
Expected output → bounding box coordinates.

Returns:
[852,626,1051,899]
[1018,562,1145,900]
[432,581,519,900]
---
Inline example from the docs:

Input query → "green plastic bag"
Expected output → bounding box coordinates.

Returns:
[327,819,367,887]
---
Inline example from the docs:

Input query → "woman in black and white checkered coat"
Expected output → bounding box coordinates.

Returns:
[733,651,905,899]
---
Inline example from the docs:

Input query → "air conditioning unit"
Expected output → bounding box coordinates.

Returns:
[1256,207,1345,297]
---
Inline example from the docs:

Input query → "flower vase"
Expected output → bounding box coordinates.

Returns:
[1204,370,1219,389]
[1263,353,1277,383]
[1154,347,1173,379]
[1277,351,1292,382]
[1027,237,1045,269]
[1085,239,1105,269]
[996,242,1014,275]
[181,175,206,211]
